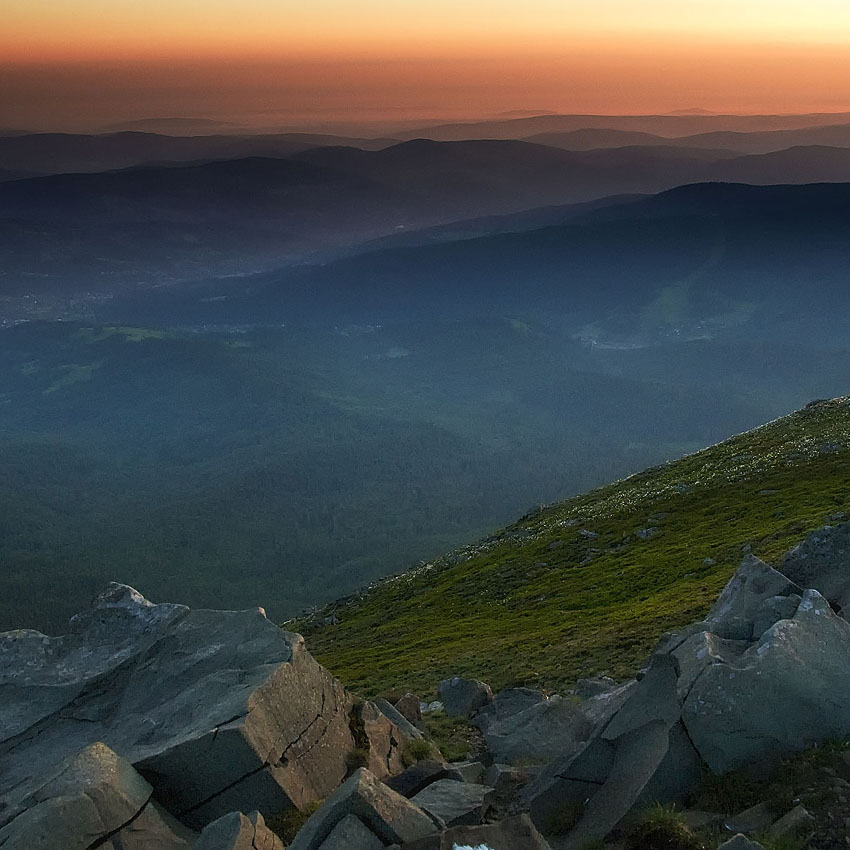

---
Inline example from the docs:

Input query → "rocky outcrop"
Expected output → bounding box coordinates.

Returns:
[524,537,850,845]
[0,584,412,833]
[0,743,195,850]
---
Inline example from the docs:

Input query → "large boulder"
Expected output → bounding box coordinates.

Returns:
[525,541,850,844]
[780,523,850,613]
[288,768,439,850]
[0,584,407,829]
[437,677,492,718]
[683,588,850,774]
[0,742,195,850]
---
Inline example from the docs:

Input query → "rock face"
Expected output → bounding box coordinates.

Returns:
[0,742,195,850]
[780,523,850,613]
[0,584,409,830]
[525,542,850,845]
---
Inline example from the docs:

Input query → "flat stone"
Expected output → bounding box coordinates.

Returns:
[411,778,492,827]
[374,697,425,740]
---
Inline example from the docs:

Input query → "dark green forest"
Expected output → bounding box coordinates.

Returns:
[3,316,850,632]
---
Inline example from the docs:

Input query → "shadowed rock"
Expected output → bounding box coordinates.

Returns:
[0,584,408,829]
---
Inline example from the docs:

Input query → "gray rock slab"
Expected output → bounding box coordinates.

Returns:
[0,742,193,850]
[437,677,493,719]
[318,814,383,850]
[707,555,801,634]
[394,693,422,724]
[724,803,777,834]
[553,720,671,848]
[484,694,594,766]
[0,584,364,827]
[289,768,439,850]
[450,760,486,784]
[780,523,850,613]
[602,654,679,741]
[384,760,456,798]
[473,687,547,732]
[411,778,492,827]
[374,697,425,741]
[684,589,850,774]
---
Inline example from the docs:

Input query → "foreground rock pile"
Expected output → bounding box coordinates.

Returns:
[4,523,850,850]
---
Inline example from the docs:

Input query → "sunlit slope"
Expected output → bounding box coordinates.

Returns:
[295,398,850,695]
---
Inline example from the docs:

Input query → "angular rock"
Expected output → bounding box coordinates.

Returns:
[437,677,492,718]
[288,768,439,850]
[683,589,850,774]
[411,778,491,827]
[766,805,815,848]
[374,697,425,741]
[780,523,850,613]
[194,811,284,850]
[399,813,552,849]
[484,762,529,793]
[0,584,389,827]
[472,687,546,732]
[384,761,457,799]
[706,555,801,639]
[483,694,594,765]
[355,700,413,778]
[724,803,777,835]
[450,761,486,784]
[394,693,422,724]
[0,742,194,850]
[317,814,383,850]
[551,720,672,848]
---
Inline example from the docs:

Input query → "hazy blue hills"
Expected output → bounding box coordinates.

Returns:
[8,140,850,296]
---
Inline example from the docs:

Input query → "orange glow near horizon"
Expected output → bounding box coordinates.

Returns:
[4,1,850,130]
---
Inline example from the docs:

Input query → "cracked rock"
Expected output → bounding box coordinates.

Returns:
[0,583,384,829]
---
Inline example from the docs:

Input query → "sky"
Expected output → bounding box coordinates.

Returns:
[4,1,850,131]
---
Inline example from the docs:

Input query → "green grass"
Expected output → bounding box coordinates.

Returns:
[292,398,850,696]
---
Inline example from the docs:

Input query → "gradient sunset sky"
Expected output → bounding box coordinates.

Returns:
[4,0,850,131]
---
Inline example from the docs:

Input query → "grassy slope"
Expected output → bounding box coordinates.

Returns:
[294,398,850,696]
